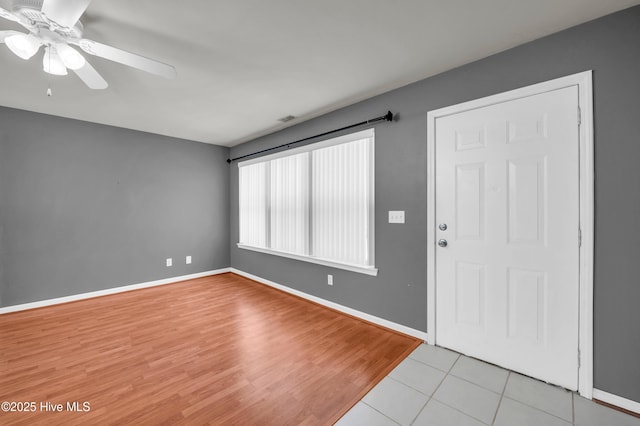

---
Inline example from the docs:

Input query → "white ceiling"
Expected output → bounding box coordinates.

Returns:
[0,0,638,147]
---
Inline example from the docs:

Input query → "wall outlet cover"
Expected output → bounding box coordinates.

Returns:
[166,258,173,267]
[186,255,192,264]
[389,210,405,224]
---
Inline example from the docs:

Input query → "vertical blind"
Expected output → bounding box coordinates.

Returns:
[238,128,375,272]
[239,162,267,248]
[270,153,309,255]
[312,139,371,266]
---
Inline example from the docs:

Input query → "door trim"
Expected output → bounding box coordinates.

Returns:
[426,71,594,398]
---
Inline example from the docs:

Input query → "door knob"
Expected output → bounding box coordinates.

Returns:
[439,223,448,231]
[438,239,448,248]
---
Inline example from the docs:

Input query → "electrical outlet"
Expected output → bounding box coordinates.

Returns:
[186,255,192,264]
[327,274,333,286]
[388,210,405,224]
[166,258,172,267]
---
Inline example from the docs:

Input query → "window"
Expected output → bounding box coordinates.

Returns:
[238,129,376,275]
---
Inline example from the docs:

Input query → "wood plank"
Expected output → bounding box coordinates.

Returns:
[0,273,420,425]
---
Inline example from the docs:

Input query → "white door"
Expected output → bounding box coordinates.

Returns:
[435,86,580,390]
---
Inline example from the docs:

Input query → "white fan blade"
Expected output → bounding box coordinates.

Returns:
[0,30,23,42]
[72,59,108,89]
[0,6,19,22]
[42,0,92,28]
[77,38,176,79]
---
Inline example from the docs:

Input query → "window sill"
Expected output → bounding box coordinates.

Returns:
[237,244,378,276]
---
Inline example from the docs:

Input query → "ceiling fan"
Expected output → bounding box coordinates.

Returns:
[0,0,176,89]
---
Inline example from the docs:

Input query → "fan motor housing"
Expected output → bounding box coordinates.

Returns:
[11,0,43,16]
[11,0,83,38]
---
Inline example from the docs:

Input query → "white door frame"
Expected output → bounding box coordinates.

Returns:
[426,71,594,398]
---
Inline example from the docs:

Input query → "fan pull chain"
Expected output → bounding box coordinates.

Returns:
[46,46,52,97]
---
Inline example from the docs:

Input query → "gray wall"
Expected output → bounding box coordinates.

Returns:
[230,6,640,402]
[0,128,5,306]
[0,107,230,306]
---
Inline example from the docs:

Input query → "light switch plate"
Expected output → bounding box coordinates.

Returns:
[389,210,405,224]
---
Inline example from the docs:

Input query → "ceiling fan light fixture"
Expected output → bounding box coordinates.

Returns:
[0,0,175,89]
[43,46,68,76]
[5,33,40,60]
[56,43,85,70]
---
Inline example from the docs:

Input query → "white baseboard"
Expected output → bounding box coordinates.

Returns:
[0,268,231,314]
[229,268,428,341]
[1,267,429,342]
[593,388,640,415]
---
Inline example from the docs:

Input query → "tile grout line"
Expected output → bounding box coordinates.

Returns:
[411,348,578,425]
[379,374,432,424]
[360,401,402,426]
[378,346,627,426]
[443,350,578,424]
[426,354,495,425]
[490,371,511,425]
[357,347,455,426]
[407,350,461,425]
[411,351,510,397]
[385,374,432,396]
[388,361,450,396]
[447,372,506,396]
[498,395,576,424]
[434,358,508,423]
[409,396,433,425]
[499,374,576,423]
[431,397,493,425]
[407,353,459,374]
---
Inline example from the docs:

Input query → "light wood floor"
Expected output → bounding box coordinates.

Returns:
[0,273,420,425]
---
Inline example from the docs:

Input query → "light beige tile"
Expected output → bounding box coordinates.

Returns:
[409,344,459,372]
[495,398,571,426]
[504,373,572,421]
[574,394,640,426]
[362,377,429,425]
[389,357,446,396]
[449,356,509,394]
[413,399,487,426]
[335,402,399,426]
[432,375,500,424]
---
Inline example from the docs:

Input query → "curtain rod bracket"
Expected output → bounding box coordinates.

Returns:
[227,110,395,164]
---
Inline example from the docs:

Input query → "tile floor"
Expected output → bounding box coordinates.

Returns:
[336,344,640,426]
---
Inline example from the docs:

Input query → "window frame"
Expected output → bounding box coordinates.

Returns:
[237,128,377,276]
